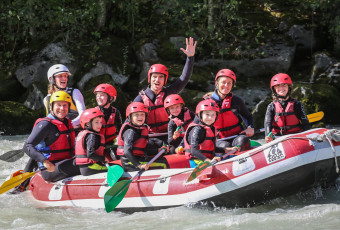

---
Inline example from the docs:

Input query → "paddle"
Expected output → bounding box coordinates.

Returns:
[0,168,46,195]
[104,149,166,213]
[307,111,324,123]
[0,149,24,162]
[186,148,239,183]
[106,164,124,187]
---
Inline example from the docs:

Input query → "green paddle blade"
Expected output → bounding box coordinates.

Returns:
[0,150,24,162]
[107,165,124,187]
[0,171,35,195]
[104,180,131,213]
[186,161,212,183]
[250,140,262,147]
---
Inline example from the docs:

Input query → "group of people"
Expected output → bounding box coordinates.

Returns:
[18,37,311,191]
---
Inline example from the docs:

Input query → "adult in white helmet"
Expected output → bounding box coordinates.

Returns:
[43,64,85,129]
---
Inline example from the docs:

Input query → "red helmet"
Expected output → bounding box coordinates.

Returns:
[126,102,148,118]
[164,94,185,109]
[80,108,104,129]
[195,99,220,115]
[148,64,169,85]
[270,73,293,89]
[215,69,236,84]
[93,83,117,102]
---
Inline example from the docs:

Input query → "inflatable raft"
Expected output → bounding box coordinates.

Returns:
[28,128,340,211]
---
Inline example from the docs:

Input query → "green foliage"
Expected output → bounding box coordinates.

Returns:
[1,0,339,70]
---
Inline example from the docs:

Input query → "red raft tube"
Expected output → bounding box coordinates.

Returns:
[28,128,340,211]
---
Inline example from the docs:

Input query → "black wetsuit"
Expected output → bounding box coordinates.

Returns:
[264,98,310,136]
[23,117,80,182]
[167,108,195,154]
[120,125,169,172]
[186,121,226,161]
[78,132,107,176]
[133,56,195,144]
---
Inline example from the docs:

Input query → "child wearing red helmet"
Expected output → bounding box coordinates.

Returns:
[116,102,169,172]
[184,99,237,168]
[164,94,195,154]
[75,108,108,176]
[93,83,122,160]
[264,73,310,142]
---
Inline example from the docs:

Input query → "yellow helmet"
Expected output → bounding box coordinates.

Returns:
[49,91,72,111]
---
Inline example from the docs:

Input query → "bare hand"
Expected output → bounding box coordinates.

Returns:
[138,164,150,171]
[173,131,181,140]
[180,37,197,57]
[43,160,55,172]
[240,127,254,137]
[265,136,272,143]
[159,145,169,153]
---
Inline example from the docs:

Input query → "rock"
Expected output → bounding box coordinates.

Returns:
[15,42,74,88]
[24,84,45,110]
[139,62,151,84]
[195,44,295,78]
[233,87,271,109]
[288,25,316,51]
[0,101,44,135]
[136,43,159,63]
[318,62,340,90]
[310,53,336,82]
[77,61,129,91]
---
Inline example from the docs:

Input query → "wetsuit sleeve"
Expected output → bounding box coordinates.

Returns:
[122,128,142,167]
[84,133,105,162]
[165,56,194,95]
[23,120,59,163]
[264,102,275,136]
[190,126,208,161]
[294,100,311,131]
[168,120,181,146]
[71,89,86,127]
[133,94,143,102]
[232,95,254,128]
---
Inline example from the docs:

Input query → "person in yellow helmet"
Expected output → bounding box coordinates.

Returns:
[43,64,85,130]
[22,91,80,183]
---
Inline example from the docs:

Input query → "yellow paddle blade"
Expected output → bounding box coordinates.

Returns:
[0,171,35,195]
[307,111,324,123]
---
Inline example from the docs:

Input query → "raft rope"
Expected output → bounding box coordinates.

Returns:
[44,129,340,186]
[305,129,340,173]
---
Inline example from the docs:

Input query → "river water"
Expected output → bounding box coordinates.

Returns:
[1,134,340,230]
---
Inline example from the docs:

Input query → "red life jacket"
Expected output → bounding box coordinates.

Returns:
[96,106,117,144]
[140,90,169,133]
[117,122,149,157]
[75,130,105,165]
[171,108,194,132]
[211,93,242,138]
[272,99,302,135]
[184,123,216,160]
[34,117,75,161]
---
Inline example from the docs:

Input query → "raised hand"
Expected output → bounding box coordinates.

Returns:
[180,37,197,57]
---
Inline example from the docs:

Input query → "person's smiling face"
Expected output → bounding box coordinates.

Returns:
[54,73,69,89]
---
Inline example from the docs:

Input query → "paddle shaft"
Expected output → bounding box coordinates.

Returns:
[211,148,239,164]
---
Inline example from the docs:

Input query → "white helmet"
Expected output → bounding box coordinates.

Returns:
[47,64,71,83]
